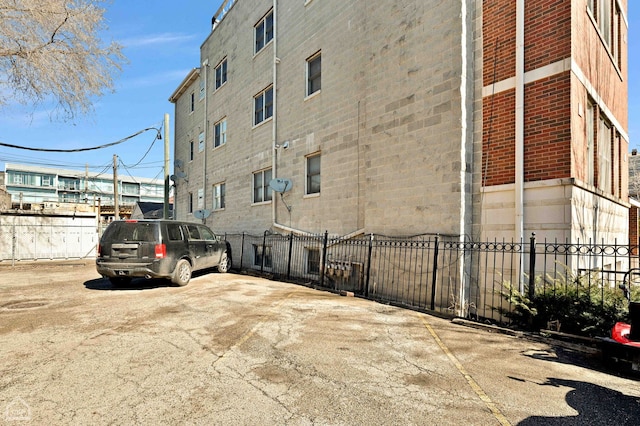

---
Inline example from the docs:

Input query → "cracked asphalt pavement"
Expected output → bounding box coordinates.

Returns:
[1,260,639,425]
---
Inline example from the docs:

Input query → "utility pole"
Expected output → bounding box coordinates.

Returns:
[113,154,119,220]
[84,163,89,203]
[163,113,171,219]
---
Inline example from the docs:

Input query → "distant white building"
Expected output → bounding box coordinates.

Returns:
[1,163,165,213]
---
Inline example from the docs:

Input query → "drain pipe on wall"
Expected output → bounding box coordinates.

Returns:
[202,58,210,223]
[272,0,279,229]
[515,0,525,292]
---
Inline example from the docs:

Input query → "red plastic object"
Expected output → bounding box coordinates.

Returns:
[611,322,640,347]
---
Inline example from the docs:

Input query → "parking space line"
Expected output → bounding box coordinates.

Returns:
[418,314,511,426]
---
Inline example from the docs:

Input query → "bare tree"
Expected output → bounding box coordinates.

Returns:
[0,0,125,120]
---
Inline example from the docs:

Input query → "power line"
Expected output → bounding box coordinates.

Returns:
[0,126,162,153]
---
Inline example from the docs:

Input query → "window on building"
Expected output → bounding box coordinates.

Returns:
[586,101,595,186]
[306,248,320,274]
[199,131,205,152]
[598,115,612,194]
[213,182,225,210]
[307,51,321,96]
[215,58,227,89]
[190,92,195,112]
[613,132,621,198]
[188,192,193,213]
[199,79,205,100]
[598,0,611,48]
[253,168,273,203]
[42,176,51,187]
[254,86,273,125]
[613,5,621,68]
[253,244,272,268]
[306,153,321,195]
[255,9,274,53]
[190,140,194,161]
[214,118,227,148]
[197,188,204,209]
[122,182,140,195]
[13,174,23,184]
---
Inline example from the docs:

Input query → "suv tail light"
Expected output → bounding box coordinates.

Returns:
[155,243,166,259]
[97,244,102,257]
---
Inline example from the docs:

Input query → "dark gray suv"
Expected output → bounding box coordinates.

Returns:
[96,220,231,286]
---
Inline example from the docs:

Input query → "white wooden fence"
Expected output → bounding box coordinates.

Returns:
[0,214,98,263]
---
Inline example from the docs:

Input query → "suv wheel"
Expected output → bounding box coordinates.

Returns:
[172,259,192,286]
[217,251,231,273]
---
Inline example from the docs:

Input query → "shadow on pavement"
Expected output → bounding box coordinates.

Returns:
[84,277,174,291]
[84,269,218,291]
[521,346,598,370]
[516,377,640,425]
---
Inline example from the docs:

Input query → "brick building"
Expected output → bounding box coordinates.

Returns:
[170,0,629,246]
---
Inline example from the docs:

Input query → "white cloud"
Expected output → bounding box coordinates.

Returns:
[119,33,197,48]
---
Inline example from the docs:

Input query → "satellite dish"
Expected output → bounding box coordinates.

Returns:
[175,171,187,179]
[193,209,211,219]
[174,159,184,169]
[269,178,292,193]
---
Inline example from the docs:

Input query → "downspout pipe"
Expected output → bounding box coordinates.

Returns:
[515,0,525,291]
[202,58,210,223]
[272,0,278,228]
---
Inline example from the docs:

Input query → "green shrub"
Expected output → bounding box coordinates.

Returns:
[494,269,638,338]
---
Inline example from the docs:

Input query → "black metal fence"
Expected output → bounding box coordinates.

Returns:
[224,231,640,324]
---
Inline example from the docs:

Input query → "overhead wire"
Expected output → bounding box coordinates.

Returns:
[0,126,162,153]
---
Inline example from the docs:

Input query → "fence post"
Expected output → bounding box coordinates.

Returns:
[261,230,267,273]
[319,231,328,287]
[430,234,440,311]
[528,233,536,300]
[240,232,245,270]
[11,217,16,267]
[287,233,294,280]
[365,233,374,298]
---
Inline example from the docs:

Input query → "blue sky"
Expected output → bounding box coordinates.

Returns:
[0,1,639,181]
[0,1,224,181]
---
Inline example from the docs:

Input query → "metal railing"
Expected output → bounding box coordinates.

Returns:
[224,231,640,324]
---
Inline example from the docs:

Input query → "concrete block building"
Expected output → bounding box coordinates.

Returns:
[170,0,629,247]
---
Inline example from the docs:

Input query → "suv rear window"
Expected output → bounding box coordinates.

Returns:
[103,222,157,242]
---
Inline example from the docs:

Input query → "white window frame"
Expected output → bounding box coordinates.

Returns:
[586,101,595,186]
[254,86,274,126]
[306,51,321,97]
[254,9,274,54]
[598,115,612,194]
[214,118,227,148]
[198,131,205,153]
[215,58,228,89]
[305,153,321,195]
[212,182,225,211]
[598,0,611,48]
[306,247,320,275]
[253,244,272,268]
[197,188,204,210]
[253,168,273,204]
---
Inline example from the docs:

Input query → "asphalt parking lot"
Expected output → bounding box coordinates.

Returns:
[1,260,639,425]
